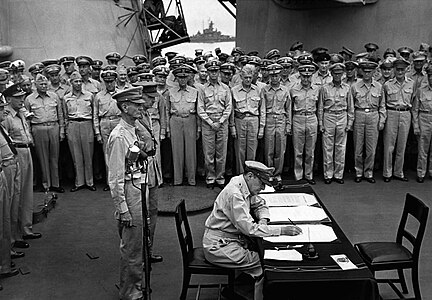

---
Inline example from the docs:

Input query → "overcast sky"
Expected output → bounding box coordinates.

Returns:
[166,0,236,36]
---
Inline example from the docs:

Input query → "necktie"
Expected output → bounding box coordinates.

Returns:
[0,125,18,155]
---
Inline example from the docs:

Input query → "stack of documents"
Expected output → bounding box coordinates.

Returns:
[264,249,303,261]
[263,224,337,243]
[269,206,328,223]
[260,193,318,207]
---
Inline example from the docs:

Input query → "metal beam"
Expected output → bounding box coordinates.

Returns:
[217,0,236,18]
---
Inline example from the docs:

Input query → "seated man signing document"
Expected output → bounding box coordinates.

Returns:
[203,160,302,300]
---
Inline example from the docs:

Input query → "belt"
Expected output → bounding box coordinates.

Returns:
[324,109,346,115]
[266,113,285,118]
[234,111,258,119]
[172,112,194,118]
[69,118,92,122]
[204,228,244,240]
[294,111,315,116]
[14,143,31,148]
[101,115,120,120]
[1,157,17,167]
[386,106,410,111]
[32,121,58,126]
[419,110,432,114]
[355,108,377,113]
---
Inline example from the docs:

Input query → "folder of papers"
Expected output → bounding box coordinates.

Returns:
[331,254,358,270]
[264,249,303,261]
[269,206,328,223]
[260,193,318,207]
[263,224,337,243]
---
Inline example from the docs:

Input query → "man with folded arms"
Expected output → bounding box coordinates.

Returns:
[203,160,302,300]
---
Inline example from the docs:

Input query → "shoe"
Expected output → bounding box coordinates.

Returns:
[417,176,424,183]
[206,183,214,189]
[86,185,97,191]
[0,268,19,278]
[70,185,84,192]
[354,176,362,183]
[383,176,391,183]
[366,177,376,183]
[324,178,332,184]
[150,255,163,263]
[50,186,65,193]
[11,250,25,259]
[334,178,344,184]
[103,185,110,191]
[14,241,30,248]
[23,233,42,240]
[306,179,316,185]
[393,176,408,182]
[215,182,225,189]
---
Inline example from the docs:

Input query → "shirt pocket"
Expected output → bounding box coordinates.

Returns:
[185,93,197,103]
[249,96,260,109]
[234,96,247,109]
[204,90,214,105]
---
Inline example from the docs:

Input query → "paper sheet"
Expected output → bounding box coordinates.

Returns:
[269,206,328,223]
[331,254,358,270]
[263,224,338,243]
[260,193,318,207]
[264,249,303,261]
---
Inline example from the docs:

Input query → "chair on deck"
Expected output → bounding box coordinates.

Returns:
[355,193,429,300]
[174,199,235,300]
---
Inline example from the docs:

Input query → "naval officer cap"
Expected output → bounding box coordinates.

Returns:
[45,64,62,75]
[152,65,169,76]
[205,59,221,71]
[127,66,139,76]
[355,52,370,63]
[136,62,151,73]
[92,59,103,70]
[248,56,262,66]
[314,53,331,63]
[231,46,245,56]
[169,56,186,67]
[173,64,192,77]
[152,56,167,67]
[103,65,118,71]
[340,46,355,57]
[0,61,12,71]
[132,81,159,98]
[195,49,203,56]
[265,49,281,60]
[393,57,410,68]
[1,83,26,98]
[10,60,26,71]
[220,62,236,74]
[297,53,313,65]
[132,54,148,65]
[383,48,397,58]
[267,63,283,75]
[311,47,328,57]
[238,55,250,64]
[248,50,259,57]
[329,62,345,73]
[218,53,229,62]
[260,59,273,69]
[358,60,378,70]
[244,160,276,187]
[276,57,293,67]
[298,64,316,76]
[105,52,121,62]
[28,62,45,74]
[184,57,195,66]
[194,55,206,65]
[0,68,9,84]
[364,42,379,52]
[290,41,303,52]
[137,72,154,82]
[397,46,414,56]
[412,51,427,61]
[112,86,144,103]
[379,57,396,69]
[59,56,75,65]
[100,70,118,82]
[344,61,358,70]
[75,56,93,66]
[165,51,178,61]
[41,59,59,67]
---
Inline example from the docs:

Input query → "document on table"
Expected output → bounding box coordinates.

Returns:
[331,254,358,270]
[260,193,318,207]
[269,206,328,223]
[264,249,303,261]
[263,224,337,243]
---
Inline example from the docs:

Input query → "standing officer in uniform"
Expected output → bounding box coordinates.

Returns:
[93,70,122,191]
[76,56,101,94]
[107,86,146,300]
[412,65,432,183]
[203,160,302,300]
[63,71,97,191]
[106,52,121,66]
[59,56,76,85]
[197,60,232,188]
[231,65,266,174]
[349,61,386,183]
[24,74,65,192]
[46,64,70,100]
[318,63,354,184]
[408,51,427,91]
[382,58,415,182]
[91,60,103,82]
[167,65,199,186]
[290,64,320,184]
[261,63,290,185]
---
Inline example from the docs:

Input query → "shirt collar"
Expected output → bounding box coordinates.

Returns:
[5,105,17,117]
[238,175,251,199]
[239,84,256,92]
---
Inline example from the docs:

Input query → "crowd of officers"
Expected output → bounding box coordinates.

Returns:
[1,40,432,283]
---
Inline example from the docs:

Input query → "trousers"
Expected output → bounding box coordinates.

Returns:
[234,116,259,174]
[202,121,229,184]
[293,115,318,180]
[322,113,347,179]
[264,115,287,179]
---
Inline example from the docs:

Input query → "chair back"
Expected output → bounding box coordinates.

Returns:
[175,199,194,268]
[396,193,429,260]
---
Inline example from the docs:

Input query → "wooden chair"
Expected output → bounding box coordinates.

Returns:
[355,193,429,300]
[174,200,235,300]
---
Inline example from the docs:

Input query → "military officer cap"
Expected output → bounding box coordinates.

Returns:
[358,60,378,70]
[298,64,316,76]
[45,64,62,75]
[412,51,427,61]
[248,56,262,66]
[260,59,273,69]
[76,56,93,66]
[100,70,118,82]
[136,73,154,82]
[59,56,75,65]
[35,73,49,83]
[329,62,345,73]
[152,56,167,67]
[10,60,26,71]
[152,65,169,76]
[195,49,203,56]
[127,66,139,76]
[290,41,303,52]
[425,64,432,75]
[330,53,344,64]
[132,81,159,98]
[355,52,370,62]
[311,47,328,57]
[364,42,379,52]
[393,57,410,68]
[419,43,431,53]
[169,56,186,67]
[137,62,151,73]
[340,46,355,57]
[194,55,206,65]
[184,57,195,66]
[105,52,121,62]
[28,62,45,74]
[2,83,26,98]
[215,48,222,56]
[0,68,9,84]
[238,55,250,65]
[383,48,397,58]
[173,64,192,77]
[69,71,82,81]
[218,53,229,62]
[344,61,359,70]
[220,62,236,74]
[205,59,221,71]
[267,63,283,75]
[165,51,178,61]
[185,64,198,74]
[112,86,144,104]
[276,57,293,67]
[397,46,414,56]
[41,59,59,67]
[132,54,148,65]
[20,75,31,84]
[265,49,281,60]
[297,53,314,65]
[314,53,331,63]
[103,65,118,71]
[92,59,103,69]
[231,46,245,56]
[244,160,276,187]
[379,57,396,69]
[0,61,12,70]
[247,50,259,57]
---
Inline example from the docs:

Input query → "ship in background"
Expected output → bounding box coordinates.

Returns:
[189,20,235,43]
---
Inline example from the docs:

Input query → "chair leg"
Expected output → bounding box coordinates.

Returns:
[412,266,422,300]
[397,268,408,294]
[180,271,191,300]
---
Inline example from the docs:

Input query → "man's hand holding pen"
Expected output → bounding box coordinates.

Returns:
[281,225,303,236]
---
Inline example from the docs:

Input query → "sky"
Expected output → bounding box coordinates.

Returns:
[165,0,236,36]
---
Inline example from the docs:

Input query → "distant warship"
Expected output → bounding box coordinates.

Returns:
[190,20,235,43]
